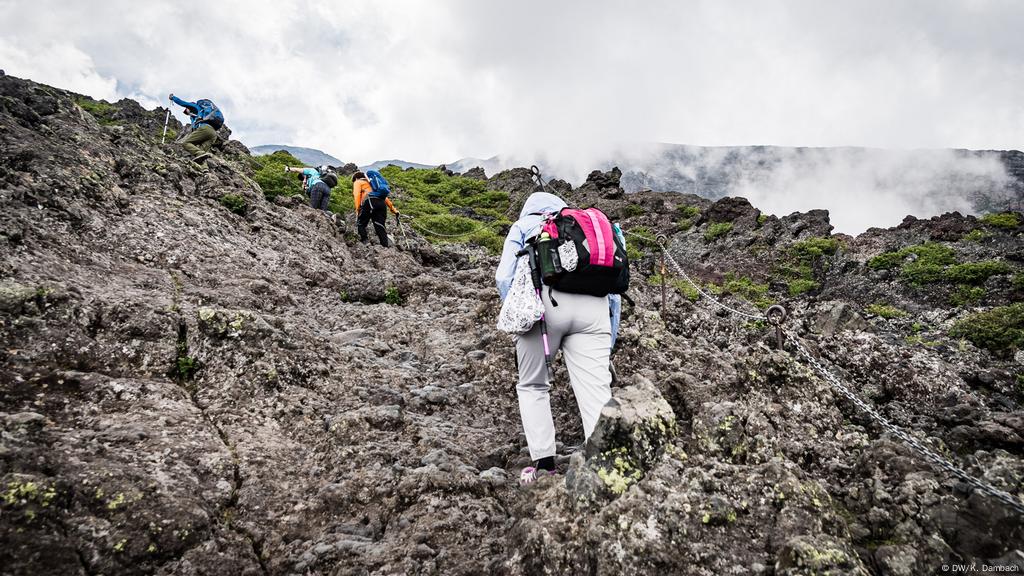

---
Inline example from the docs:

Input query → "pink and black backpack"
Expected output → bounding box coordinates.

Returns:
[530,207,630,297]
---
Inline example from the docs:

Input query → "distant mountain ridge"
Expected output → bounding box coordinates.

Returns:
[359,159,434,172]
[250,145,342,167]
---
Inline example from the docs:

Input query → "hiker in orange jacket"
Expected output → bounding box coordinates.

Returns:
[352,171,399,247]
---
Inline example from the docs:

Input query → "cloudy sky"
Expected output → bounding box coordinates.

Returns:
[2,0,1021,168]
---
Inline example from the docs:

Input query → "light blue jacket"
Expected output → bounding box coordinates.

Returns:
[301,168,322,189]
[495,192,623,347]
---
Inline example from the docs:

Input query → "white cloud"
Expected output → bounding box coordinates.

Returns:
[1,0,1021,231]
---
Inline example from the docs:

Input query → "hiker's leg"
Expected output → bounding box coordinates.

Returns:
[182,124,216,156]
[559,292,613,440]
[515,290,568,462]
[310,183,330,211]
[357,201,372,242]
[370,200,389,247]
[317,185,332,211]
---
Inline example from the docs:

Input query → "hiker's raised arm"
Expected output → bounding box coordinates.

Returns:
[169,94,197,112]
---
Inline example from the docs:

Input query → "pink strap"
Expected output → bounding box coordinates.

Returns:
[542,219,559,239]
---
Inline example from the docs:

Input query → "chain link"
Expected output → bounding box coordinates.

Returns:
[787,331,1024,516]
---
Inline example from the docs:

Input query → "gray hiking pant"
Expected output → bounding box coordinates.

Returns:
[514,289,612,462]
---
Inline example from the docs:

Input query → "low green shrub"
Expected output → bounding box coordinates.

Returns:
[790,237,840,262]
[705,222,733,242]
[773,237,837,297]
[219,194,247,215]
[648,274,700,302]
[980,212,1021,229]
[950,285,985,307]
[384,285,403,305]
[867,252,904,270]
[623,204,645,218]
[961,229,991,242]
[74,96,119,125]
[868,242,958,285]
[177,356,199,380]
[949,302,1024,355]
[678,205,700,219]
[722,274,773,309]
[944,261,1010,285]
[788,279,819,296]
[628,226,660,252]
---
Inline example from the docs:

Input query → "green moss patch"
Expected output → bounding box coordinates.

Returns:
[623,203,645,218]
[773,236,840,297]
[869,242,1012,292]
[980,212,1021,229]
[384,285,403,305]
[962,228,991,242]
[945,261,1010,285]
[721,274,773,309]
[218,194,247,215]
[74,96,119,125]
[678,205,700,219]
[949,302,1024,356]
[704,222,733,242]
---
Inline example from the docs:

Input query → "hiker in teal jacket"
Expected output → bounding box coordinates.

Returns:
[168,94,224,163]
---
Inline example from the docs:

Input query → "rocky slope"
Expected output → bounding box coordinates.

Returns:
[2,74,1023,575]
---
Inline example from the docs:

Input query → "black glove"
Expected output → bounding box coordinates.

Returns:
[395,213,401,225]
[168,93,174,101]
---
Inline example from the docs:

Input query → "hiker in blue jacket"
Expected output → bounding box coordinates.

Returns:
[168,93,224,164]
[284,165,336,211]
[495,192,622,485]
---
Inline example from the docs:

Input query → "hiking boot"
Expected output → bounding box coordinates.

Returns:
[192,152,212,164]
[519,466,556,486]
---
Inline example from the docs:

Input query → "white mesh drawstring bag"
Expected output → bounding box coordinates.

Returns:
[497,255,544,334]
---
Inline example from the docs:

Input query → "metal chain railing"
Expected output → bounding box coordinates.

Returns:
[403,214,488,239]
[787,332,1024,516]
[624,230,768,321]
[625,229,1024,516]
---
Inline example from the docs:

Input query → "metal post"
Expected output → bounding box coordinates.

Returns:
[660,250,667,311]
[766,305,787,350]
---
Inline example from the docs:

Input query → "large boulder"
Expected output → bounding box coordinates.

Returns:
[566,377,677,505]
[577,166,624,199]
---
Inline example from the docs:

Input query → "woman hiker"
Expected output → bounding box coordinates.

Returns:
[495,191,623,485]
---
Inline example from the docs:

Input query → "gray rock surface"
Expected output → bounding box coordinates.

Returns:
[2,74,1023,575]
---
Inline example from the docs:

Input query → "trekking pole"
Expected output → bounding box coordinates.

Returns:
[538,288,554,379]
[161,109,171,144]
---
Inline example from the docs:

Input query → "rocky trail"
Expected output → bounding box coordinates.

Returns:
[2,73,1023,575]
